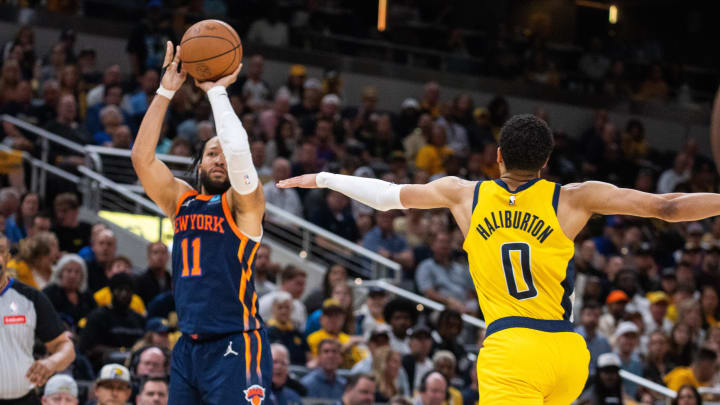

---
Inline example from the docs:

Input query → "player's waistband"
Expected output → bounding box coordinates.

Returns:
[485,316,574,338]
[184,330,259,343]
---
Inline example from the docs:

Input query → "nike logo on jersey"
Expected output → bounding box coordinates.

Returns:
[224,341,239,357]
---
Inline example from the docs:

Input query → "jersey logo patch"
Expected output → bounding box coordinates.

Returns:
[224,341,239,357]
[509,195,516,205]
[244,385,265,405]
[4,315,26,324]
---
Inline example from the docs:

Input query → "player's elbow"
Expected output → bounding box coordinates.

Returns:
[655,198,679,222]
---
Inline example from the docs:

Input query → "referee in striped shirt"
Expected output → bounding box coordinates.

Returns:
[0,234,75,404]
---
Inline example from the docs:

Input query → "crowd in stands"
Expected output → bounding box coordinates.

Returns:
[0,9,720,405]
[19,0,719,106]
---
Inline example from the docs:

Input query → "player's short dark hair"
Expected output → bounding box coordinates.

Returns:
[344,373,374,392]
[138,376,168,395]
[281,265,306,282]
[498,114,554,172]
[696,347,718,363]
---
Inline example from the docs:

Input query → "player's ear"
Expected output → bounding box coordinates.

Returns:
[496,147,503,164]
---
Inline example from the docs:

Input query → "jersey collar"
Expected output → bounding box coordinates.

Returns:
[0,277,14,296]
[493,178,541,193]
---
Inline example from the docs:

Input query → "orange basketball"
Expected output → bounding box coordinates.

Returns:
[180,19,242,82]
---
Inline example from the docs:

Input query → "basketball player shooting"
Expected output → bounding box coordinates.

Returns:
[131,42,270,405]
[278,114,720,404]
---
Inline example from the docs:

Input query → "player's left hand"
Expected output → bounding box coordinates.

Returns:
[276,174,319,189]
[194,63,243,93]
[26,358,55,386]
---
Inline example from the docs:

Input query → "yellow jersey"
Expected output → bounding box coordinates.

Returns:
[463,178,575,335]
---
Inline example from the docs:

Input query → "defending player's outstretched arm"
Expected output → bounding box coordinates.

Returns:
[568,180,720,222]
[131,41,193,218]
[277,172,473,211]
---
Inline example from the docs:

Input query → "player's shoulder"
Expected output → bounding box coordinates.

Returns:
[559,180,618,207]
[431,176,477,202]
[431,176,477,192]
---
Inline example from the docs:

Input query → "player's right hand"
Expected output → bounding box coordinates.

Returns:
[160,41,187,92]
[276,174,319,189]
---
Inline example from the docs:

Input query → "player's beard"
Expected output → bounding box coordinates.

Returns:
[199,168,231,195]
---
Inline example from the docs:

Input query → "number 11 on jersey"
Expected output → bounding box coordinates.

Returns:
[181,237,202,277]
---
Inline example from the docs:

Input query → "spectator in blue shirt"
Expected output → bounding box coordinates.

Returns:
[415,232,473,314]
[271,344,303,405]
[85,83,126,137]
[575,301,612,379]
[362,211,414,271]
[301,339,347,400]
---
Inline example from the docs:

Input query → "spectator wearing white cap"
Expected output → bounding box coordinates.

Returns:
[300,93,342,139]
[89,364,131,405]
[290,78,322,119]
[578,352,629,405]
[42,374,78,405]
[395,98,421,137]
[613,321,643,398]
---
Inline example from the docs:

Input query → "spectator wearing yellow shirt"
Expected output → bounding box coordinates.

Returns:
[415,125,453,176]
[307,299,364,369]
[8,231,60,290]
[93,256,146,316]
[664,348,717,391]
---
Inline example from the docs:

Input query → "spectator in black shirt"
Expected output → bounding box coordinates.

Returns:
[43,253,96,330]
[53,193,92,253]
[44,94,89,170]
[431,310,469,377]
[0,80,38,151]
[135,241,171,306]
[85,229,117,292]
[33,79,60,125]
[80,273,145,371]
[310,190,359,242]
[266,291,310,366]
[126,2,175,77]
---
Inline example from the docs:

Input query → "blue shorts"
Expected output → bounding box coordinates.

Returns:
[169,329,273,405]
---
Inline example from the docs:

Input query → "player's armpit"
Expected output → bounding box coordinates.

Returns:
[226,186,265,237]
[400,176,472,210]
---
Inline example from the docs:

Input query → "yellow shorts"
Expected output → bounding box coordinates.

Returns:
[477,320,589,405]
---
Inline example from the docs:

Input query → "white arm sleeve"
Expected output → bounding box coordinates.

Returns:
[316,172,406,211]
[207,85,258,195]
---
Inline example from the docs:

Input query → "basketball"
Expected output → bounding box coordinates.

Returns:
[180,19,242,82]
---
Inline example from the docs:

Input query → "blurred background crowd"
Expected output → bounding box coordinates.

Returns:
[0,1,719,405]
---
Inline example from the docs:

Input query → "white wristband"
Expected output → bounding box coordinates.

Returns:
[155,85,176,100]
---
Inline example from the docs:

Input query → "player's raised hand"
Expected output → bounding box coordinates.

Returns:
[276,174,319,189]
[160,41,187,92]
[194,63,243,93]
